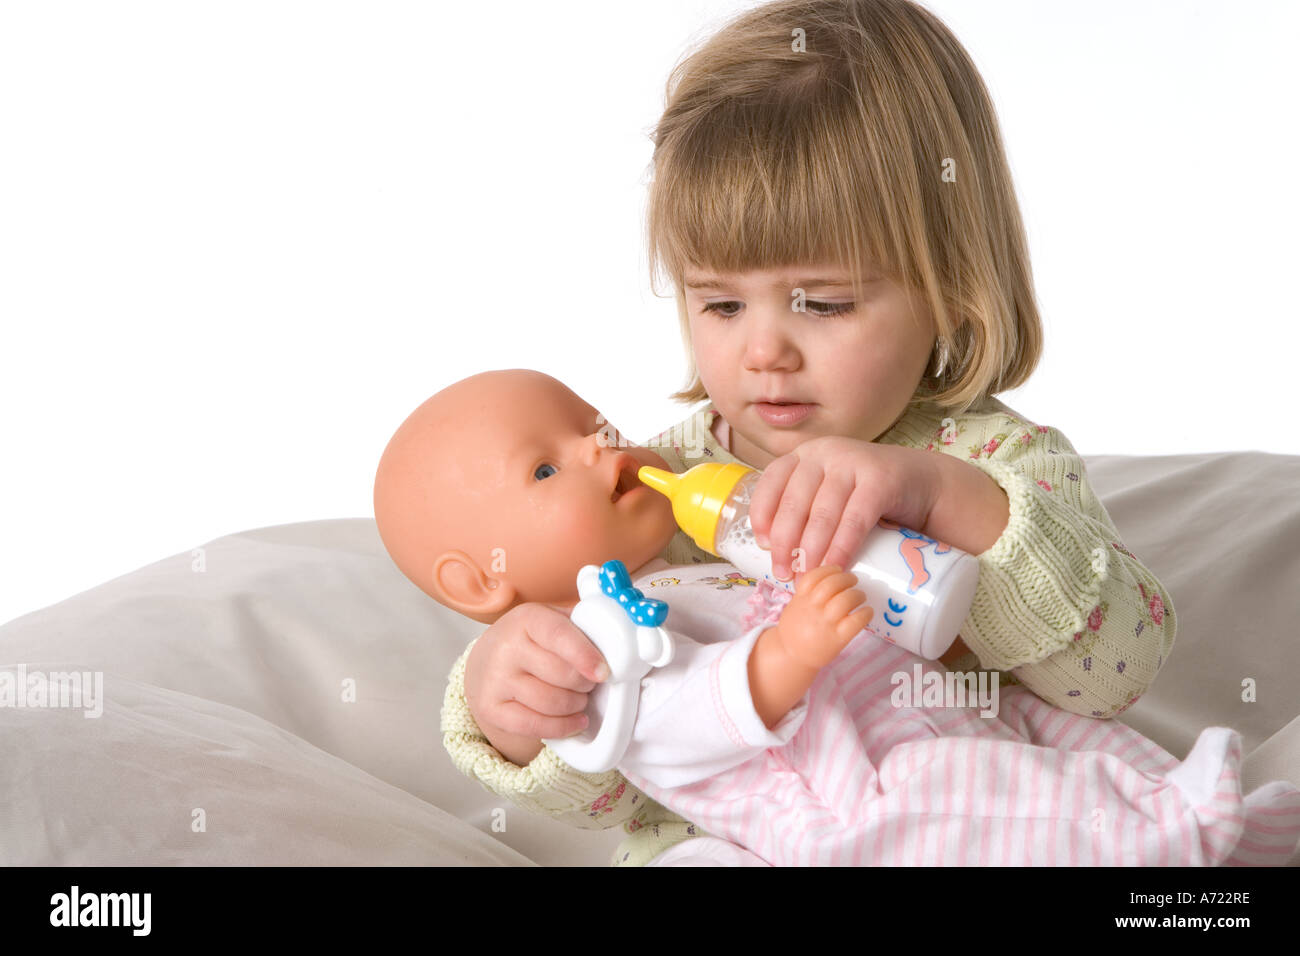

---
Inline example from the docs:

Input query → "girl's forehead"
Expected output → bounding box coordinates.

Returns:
[684,264,859,289]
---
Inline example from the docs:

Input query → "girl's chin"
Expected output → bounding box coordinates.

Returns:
[736,430,801,465]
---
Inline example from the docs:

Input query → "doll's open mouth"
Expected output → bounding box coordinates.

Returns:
[610,459,641,503]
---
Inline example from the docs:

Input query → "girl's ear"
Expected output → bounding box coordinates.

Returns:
[431,550,517,622]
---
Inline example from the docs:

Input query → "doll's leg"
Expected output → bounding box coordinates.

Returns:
[861,727,1300,866]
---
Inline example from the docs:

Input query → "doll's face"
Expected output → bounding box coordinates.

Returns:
[468,375,678,602]
[374,370,679,612]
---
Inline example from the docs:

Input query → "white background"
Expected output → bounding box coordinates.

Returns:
[2,0,1296,627]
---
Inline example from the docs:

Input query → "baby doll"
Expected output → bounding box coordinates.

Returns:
[372,367,858,740]
[374,369,1300,866]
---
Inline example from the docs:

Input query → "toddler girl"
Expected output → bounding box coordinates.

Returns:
[443,0,1179,866]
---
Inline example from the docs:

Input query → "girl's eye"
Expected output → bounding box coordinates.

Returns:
[533,463,558,481]
[701,301,741,319]
[700,300,855,318]
[805,300,855,317]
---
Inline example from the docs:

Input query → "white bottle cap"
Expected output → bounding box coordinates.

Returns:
[915,553,980,660]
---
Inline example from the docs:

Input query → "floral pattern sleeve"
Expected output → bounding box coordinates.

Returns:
[931,416,1178,719]
[441,637,653,830]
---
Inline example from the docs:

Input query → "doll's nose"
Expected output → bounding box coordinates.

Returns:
[580,430,607,466]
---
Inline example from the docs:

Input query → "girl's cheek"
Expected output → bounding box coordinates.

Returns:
[688,317,717,355]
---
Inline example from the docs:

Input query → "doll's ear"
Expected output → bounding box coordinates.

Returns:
[431,550,517,622]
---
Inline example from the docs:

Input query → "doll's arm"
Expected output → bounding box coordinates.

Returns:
[616,624,806,790]
[620,566,871,790]
[747,565,875,729]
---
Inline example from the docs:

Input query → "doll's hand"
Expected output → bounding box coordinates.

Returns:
[464,602,611,767]
[749,437,939,581]
[771,564,874,670]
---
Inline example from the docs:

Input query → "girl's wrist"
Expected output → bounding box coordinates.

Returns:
[922,452,1011,555]
[462,644,543,766]
[473,708,544,766]
[486,730,544,768]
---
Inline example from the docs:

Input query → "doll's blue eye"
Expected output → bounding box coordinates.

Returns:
[534,463,558,481]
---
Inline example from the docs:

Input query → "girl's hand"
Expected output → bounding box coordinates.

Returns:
[463,602,611,767]
[749,437,939,581]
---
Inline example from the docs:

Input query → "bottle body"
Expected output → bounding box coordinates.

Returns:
[714,471,979,660]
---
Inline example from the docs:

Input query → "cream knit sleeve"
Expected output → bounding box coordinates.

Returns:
[440,636,654,829]
[951,422,1178,719]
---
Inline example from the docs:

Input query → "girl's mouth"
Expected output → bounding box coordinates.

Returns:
[754,402,815,427]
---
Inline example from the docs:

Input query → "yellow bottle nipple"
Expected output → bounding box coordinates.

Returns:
[637,462,755,555]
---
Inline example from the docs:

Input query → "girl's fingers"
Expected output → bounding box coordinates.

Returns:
[503,672,590,723]
[518,639,597,694]
[768,461,825,580]
[822,484,885,573]
[521,604,611,683]
[492,698,589,741]
[748,453,799,544]
[797,472,856,574]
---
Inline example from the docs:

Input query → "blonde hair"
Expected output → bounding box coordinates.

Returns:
[645,0,1042,416]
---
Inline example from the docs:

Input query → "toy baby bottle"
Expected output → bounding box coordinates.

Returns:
[637,463,980,660]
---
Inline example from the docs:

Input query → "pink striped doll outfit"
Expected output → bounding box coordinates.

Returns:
[620,560,1300,866]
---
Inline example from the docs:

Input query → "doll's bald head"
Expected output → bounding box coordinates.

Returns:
[373,369,677,623]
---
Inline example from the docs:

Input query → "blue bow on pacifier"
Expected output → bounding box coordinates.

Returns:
[598,560,669,627]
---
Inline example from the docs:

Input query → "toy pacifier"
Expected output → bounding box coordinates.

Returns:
[541,560,674,773]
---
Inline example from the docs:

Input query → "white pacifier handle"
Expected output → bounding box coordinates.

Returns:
[542,563,673,773]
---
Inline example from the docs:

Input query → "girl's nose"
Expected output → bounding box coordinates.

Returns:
[743,311,801,373]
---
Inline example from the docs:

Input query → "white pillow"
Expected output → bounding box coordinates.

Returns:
[0,518,624,866]
[0,663,532,865]
[1085,451,1300,760]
